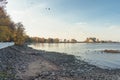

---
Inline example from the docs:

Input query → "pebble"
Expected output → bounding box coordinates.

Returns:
[0,45,119,80]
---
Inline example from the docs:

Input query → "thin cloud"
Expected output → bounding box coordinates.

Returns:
[75,22,87,25]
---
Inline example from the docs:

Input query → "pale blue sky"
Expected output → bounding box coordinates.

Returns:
[6,0,120,41]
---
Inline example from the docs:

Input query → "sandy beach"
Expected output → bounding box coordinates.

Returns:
[0,45,120,80]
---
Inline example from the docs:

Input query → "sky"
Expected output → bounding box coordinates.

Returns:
[6,0,120,41]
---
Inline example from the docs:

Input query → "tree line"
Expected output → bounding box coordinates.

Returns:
[26,37,77,43]
[0,0,26,45]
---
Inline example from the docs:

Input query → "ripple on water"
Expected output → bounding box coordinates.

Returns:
[29,43,120,69]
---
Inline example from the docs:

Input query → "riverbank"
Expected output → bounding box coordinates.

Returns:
[0,45,120,80]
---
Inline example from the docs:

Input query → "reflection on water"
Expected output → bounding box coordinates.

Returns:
[29,43,120,69]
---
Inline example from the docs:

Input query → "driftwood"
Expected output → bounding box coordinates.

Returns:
[103,50,120,53]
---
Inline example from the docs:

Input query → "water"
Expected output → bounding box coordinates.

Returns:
[0,42,14,49]
[29,43,120,69]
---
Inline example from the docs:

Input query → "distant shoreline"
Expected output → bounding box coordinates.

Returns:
[27,42,120,44]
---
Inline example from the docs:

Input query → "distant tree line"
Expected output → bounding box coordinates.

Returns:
[26,37,77,43]
[0,0,26,45]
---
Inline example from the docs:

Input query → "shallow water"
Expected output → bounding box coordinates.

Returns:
[0,42,14,49]
[29,43,120,69]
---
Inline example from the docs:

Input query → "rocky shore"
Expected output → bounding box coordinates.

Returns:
[0,45,120,80]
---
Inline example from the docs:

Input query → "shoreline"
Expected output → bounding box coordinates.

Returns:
[0,45,120,80]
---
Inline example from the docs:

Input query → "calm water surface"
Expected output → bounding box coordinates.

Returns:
[29,43,120,69]
[0,42,14,49]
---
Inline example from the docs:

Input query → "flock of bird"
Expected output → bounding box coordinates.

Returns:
[28,1,53,16]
